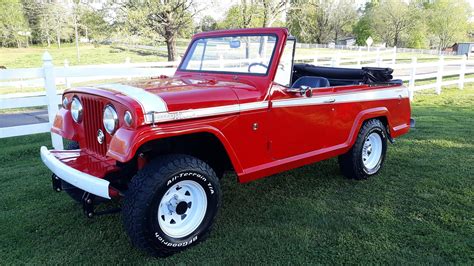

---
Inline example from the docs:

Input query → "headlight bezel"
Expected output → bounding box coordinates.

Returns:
[62,96,69,109]
[124,111,133,127]
[103,104,119,135]
[70,96,83,123]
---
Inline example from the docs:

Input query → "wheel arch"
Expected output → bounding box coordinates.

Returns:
[108,126,243,176]
[345,107,394,148]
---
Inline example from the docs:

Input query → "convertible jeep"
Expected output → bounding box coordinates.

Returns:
[40,28,411,257]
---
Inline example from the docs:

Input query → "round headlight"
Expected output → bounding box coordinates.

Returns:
[70,97,83,123]
[103,105,118,134]
[124,111,133,127]
[62,97,69,109]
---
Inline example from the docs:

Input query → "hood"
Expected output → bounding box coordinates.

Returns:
[93,77,259,123]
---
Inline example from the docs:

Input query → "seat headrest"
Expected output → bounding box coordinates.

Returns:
[291,76,330,88]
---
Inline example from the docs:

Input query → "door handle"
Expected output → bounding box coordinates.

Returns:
[324,98,336,103]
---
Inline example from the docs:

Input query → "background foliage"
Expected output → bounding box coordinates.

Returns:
[0,0,472,59]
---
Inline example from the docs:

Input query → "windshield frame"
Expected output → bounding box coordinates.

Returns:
[177,33,279,77]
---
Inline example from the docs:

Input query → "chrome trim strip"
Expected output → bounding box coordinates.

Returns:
[151,101,269,123]
[40,146,111,199]
[98,83,168,123]
[240,101,269,111]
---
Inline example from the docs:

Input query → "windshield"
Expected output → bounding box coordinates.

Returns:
[179,35,278,75]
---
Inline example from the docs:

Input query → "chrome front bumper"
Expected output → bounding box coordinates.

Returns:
[40,146,111,199]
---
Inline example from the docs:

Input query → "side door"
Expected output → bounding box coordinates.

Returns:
[269,85,335,159]
[268,39,335,160]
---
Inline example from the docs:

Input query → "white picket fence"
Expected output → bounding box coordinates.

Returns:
[0,52,178,148]
[296,43,457,56]
[0,48,471,147]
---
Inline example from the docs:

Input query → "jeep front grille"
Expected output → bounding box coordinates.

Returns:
[81,96,107,157]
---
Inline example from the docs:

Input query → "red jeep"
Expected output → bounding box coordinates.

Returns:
[40,28,411,257]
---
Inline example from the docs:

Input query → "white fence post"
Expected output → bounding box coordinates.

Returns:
[64,59,71,89]
[219,54,224,69]
[459,54,467,90]
[392,46,397,66]
[376,47,381,67]
[408,57,417,101]
[125,57,132,81]
[436,55,444,95]
[331,54,340,67]
[313,56,318,65]
[42,52,63,150]
[357,47,362,67]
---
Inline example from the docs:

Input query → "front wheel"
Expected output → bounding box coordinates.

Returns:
[338,119,388,180]
[122,154,221,257]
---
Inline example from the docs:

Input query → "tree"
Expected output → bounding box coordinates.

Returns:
[427,0,471,51]
[51,4,71,48]
[261,0,289,27]
[219,1,262,29]
[328,0,357,43]
[199,15,217,32]
[402,2,430,49]
[287,0,356,44]
[353,15,374,46]
[23,2,72,47]
[0,0,29,47]
[370,0,415,47]
[126,0,197,61]
[287,1,329,43]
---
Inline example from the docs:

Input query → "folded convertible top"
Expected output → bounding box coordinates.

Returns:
[293,64,396,85]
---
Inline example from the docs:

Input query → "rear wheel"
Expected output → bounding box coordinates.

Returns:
[338,119,388,180]
[122,154,221,257]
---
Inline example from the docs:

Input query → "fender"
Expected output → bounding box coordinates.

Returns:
[344,107,394,150]
[51,108,76,140]
[107,117,244,175]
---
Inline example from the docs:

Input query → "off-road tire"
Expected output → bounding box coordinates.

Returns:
[338,119,388,180]
[122,154,221,257]
[61,141,86,202]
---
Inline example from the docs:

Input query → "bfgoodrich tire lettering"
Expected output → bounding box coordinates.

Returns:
[338,119,388,180]
[122,154,221,257]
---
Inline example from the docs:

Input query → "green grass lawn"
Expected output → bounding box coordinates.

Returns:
[0,43,169,69]
[1,87,472,263]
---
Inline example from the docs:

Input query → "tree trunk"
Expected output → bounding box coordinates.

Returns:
[394,31,399,47]
[165,34,177,62]
[74,14,80,62]
[262,2,268,27]
[56,28,61,48]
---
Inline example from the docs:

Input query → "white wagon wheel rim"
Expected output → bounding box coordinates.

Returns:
[362,132,383,170]
[157,180,207,238]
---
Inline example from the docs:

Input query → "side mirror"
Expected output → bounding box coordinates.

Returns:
[286,85,313,98]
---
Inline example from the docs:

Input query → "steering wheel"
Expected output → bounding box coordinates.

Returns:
[248,62,268,73]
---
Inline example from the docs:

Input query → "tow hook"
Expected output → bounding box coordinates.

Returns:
[52,174,62,192]
[410,118,416,128]
[82,193,121,218]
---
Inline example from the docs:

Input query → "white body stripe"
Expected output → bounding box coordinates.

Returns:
[152,101,269,123]
[272,87,409,108]
[96,83,406,123]
[98,83,168,123]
